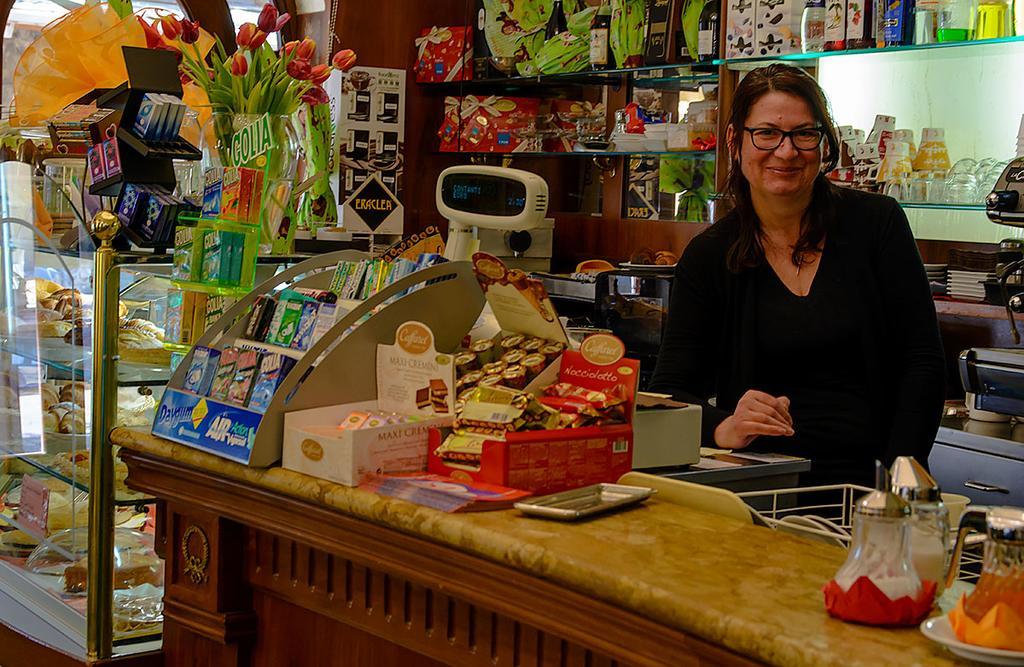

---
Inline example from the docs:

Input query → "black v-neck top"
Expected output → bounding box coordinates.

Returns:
[649,187,945,484]
[751,242,876,484]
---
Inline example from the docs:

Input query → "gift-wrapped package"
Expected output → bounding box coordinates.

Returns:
[459,95,542,153]
[415,26,472,83]
[438,96,463,153]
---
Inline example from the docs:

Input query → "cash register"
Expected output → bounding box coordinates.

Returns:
[436,165,553,272]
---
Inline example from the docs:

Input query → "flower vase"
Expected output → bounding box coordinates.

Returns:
[203,112,300,255]
[297,103,338,236]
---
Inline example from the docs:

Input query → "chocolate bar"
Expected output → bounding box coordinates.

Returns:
[428,378,449,413]
[416,387,431,409]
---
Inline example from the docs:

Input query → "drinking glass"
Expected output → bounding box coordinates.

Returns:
[907,176,930,202]
[927,176,947,203]
[944,173,979,204]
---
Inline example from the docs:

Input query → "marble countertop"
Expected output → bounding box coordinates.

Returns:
[113,427,964,667]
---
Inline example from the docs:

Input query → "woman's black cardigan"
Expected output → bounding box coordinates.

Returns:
[649,188,946,465]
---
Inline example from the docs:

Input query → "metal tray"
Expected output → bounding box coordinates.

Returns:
[514,483,656,521]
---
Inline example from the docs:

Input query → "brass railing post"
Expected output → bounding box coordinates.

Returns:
[86,211,122,660]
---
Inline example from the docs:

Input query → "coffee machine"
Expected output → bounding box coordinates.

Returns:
[926,162,1024,505]
[593,266,675,389]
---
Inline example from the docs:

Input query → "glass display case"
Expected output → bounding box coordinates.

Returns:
[0,152,314,659]
[0,162,170,658]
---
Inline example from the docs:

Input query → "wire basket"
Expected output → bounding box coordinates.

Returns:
[737,484,984,583]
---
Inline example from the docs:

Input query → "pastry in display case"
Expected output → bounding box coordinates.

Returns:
[23,527,164,639]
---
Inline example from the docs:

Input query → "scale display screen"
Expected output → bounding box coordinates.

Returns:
[440,173,527,217]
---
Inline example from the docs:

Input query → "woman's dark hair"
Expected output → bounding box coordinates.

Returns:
[724,63,842,272]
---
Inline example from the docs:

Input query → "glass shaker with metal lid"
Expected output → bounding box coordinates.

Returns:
[891,456,950,593]
[833,465,923,603]
[946,507,1024,620]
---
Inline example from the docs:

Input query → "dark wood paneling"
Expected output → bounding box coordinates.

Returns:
[552,213,709,271]
[917,239,999,264]
[180,0,236,51]
[251,593,442,667]
[0,619,161,667]
[329,0,469,236]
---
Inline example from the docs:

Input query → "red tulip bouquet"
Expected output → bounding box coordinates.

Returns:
[144,3,356,250]
[147,3,357,116]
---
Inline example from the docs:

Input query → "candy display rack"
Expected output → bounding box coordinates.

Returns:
[89,47,201,250]
[155,253,485,466]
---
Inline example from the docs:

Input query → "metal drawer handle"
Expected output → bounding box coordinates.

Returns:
[964,480,1010,494]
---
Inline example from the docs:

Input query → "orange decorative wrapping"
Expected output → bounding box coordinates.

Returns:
[948,595,1024,652]
[11,4,145,126]
[11,5,215,128]
[822,576,937,627]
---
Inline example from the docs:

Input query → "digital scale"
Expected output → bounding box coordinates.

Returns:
[436,165,554,272]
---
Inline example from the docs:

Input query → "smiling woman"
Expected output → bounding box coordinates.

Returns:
[649,63,946,487]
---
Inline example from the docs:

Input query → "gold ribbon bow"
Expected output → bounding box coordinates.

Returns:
[443,96,462,117]
[460,95,515,120]
[415,26,453,60]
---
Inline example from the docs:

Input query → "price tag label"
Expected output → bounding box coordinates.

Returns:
[17,474,50,539]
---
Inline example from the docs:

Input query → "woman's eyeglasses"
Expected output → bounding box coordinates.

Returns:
[744,126,825,151]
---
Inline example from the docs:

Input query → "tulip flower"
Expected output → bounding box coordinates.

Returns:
[138,17,162,48]
[180,19,200,45]
[287,58,311,80]
[249,30,268,50]
[159,14,182,40]
[332,49,357,72]
[309,64,330,85]
[283,40,299,57]
[295,37,316,61]
[230,52,249,76]
[236,22,258,49]
[179,70,192,85]
[258,3,291,33]
[301,85,330,106]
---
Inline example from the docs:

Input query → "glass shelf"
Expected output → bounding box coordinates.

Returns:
[716,35,1024,67]
[37,242,311,268]
[1,444,155,507]
[440,149,716,158]
[899,201,986,211]
[0,337,170,386]
[420,64,718,89]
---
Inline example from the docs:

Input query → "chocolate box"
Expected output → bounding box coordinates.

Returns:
[457,95,542,153]
[284,401,450,486]
[414,26,473,83]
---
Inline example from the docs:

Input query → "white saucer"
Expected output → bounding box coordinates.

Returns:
[920,616,1024,665]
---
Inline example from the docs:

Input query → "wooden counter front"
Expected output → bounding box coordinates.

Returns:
[113,428,963,667]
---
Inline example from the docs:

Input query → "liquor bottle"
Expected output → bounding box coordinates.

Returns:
[802,0,828,51]
[546,0,568,40]
[697,0,720,62]
[846,0,876,47]
[590,0,613,69]
[824,0,847,49]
